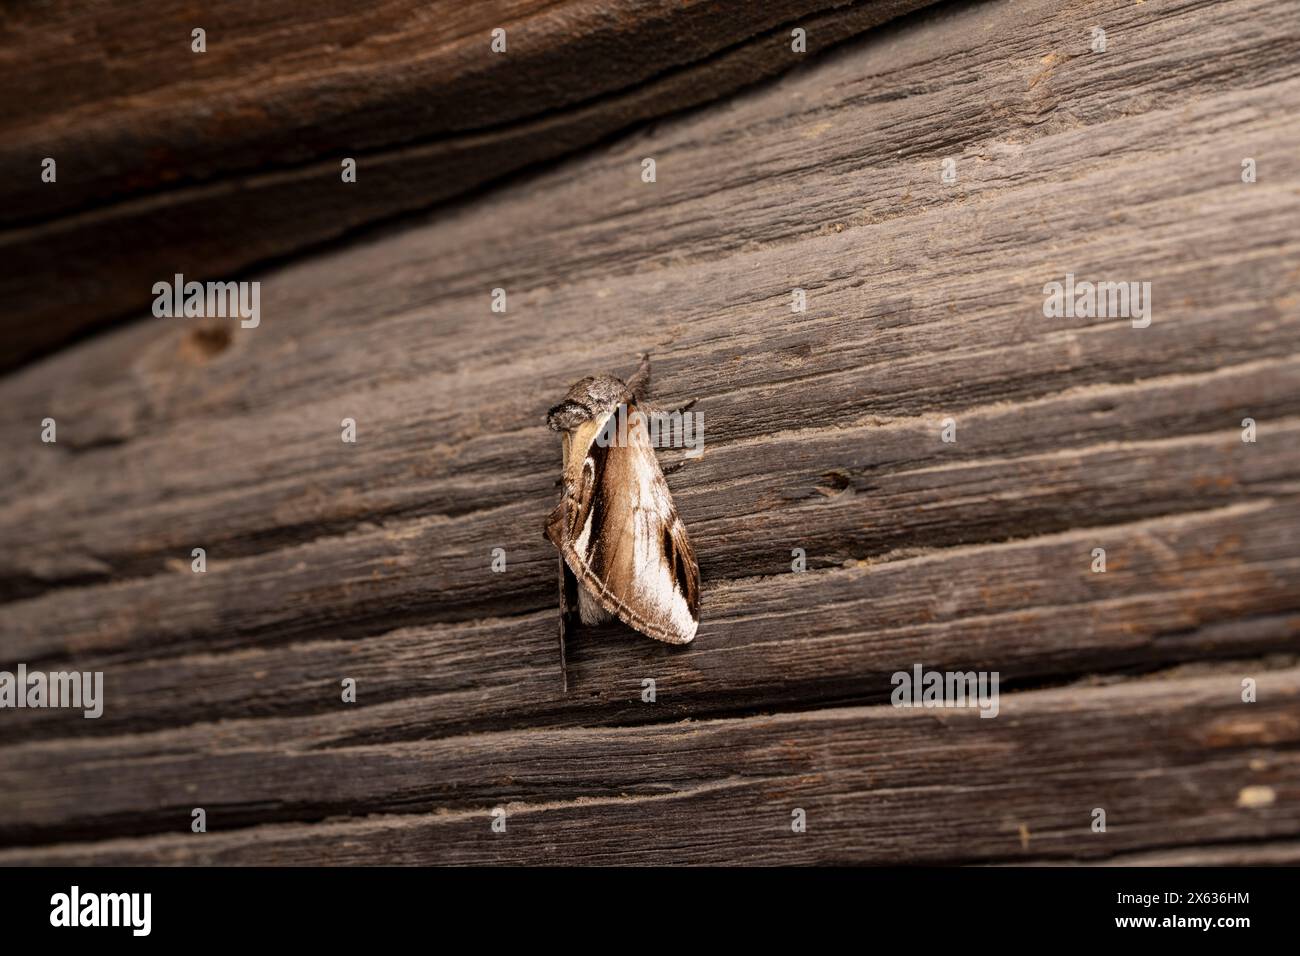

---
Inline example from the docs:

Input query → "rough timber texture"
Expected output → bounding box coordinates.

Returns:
[0,0,932,370]
[1,0,1299,864]
[3,670,1299,864]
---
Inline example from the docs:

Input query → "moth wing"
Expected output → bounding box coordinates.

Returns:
[555,405,700,644]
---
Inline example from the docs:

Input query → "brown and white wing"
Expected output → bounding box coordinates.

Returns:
[545,406,699,644]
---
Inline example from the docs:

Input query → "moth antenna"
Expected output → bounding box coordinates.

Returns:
[625,352,652,400]
[639,396,698,419]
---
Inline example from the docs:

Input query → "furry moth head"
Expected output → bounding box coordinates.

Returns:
[546,375,627,433]
[544,355,700,651]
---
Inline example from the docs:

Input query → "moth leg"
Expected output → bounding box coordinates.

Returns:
[558,557,580,694]
[558,609,569,695]
[636,390,702,476]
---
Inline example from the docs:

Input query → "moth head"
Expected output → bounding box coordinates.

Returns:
[546,374,628,432]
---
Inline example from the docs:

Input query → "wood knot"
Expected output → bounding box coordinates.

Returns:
[815,469,853,497]
[181,323,232,363]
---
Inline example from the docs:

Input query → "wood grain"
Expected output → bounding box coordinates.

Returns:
[1,0,1298,864]
[0,0,933,369]
[2,669,1297,864]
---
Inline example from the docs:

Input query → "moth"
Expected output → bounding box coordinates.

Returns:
[544,354,700,689]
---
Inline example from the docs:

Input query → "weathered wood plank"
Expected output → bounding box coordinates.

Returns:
[4,0,1297,448]
[1,0,1299,865]
[8,486,1300,741]
[2,0,1298,736]
[3,464,1299,747]
[6,406,1299,663]
[1,668,1296,863]
[1049,840,1300,867]
[6,306,1300,591]
[0,0,933,368]
[3,0,1297,604]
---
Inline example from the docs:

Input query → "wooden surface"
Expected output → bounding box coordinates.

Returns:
[0,0,932,369]
[1,0,1299,865]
